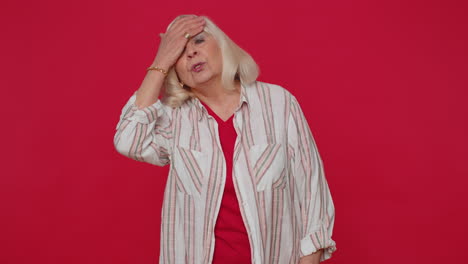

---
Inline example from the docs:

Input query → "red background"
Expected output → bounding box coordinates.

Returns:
[1,0,467,263]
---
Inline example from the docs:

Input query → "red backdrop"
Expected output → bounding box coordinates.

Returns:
[1,0,467,263]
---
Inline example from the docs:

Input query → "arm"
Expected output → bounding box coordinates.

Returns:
[114,16,206,166]
[288,95,337,262]
[299,249,323,264]
[113,89,173,166]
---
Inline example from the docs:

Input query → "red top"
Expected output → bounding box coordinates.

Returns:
[200,100,252,263]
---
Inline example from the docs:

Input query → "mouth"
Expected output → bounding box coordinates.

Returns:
[191,62,205,72]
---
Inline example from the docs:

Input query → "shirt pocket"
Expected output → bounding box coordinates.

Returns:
[172,146,209,196]
[248,143,287,191]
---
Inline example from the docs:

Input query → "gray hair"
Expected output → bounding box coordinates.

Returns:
[163,15,259,108]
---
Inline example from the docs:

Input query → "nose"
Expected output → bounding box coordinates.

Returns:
[185,43,198,59]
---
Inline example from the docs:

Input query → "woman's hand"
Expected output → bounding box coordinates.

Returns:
[152,15,206,70]
[299,249,323,264]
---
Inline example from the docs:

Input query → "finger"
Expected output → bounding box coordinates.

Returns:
[176,14,197,21]
[185,17,205,29]
[174,18,205,38]
[185,22,206,37]
[165,16,193,33]
[170,15,199,31]
[165,22,200,42]
[172,16,204,33]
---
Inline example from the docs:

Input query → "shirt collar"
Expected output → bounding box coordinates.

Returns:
[190,81,250,121]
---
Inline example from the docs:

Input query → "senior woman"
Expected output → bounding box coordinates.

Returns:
[114,15,337,264]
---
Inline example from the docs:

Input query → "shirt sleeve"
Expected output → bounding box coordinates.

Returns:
[287,95,337,262]
[113,91,173,167]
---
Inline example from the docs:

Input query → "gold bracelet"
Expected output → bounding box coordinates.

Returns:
[146,66,168,76]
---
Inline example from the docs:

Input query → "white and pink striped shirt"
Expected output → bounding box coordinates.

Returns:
[114,81,337,264]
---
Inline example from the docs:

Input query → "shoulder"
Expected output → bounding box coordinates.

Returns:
[246,80,298,108]
[246,80,296,99]
[248,80,291,93]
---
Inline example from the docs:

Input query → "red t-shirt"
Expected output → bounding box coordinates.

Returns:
[200,101,252,263]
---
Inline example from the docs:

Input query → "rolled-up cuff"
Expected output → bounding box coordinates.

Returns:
[300,225,337,262]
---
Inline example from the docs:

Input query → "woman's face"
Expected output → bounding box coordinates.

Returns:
[175,32,223,89]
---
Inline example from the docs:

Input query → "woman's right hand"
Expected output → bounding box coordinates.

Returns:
[152,15,206,71]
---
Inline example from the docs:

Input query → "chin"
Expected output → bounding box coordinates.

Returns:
[191,74,214,85]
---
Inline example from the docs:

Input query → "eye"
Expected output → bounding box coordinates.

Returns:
[194,37,204,44]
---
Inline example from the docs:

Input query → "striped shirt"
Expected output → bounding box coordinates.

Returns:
[114,81,337,264]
